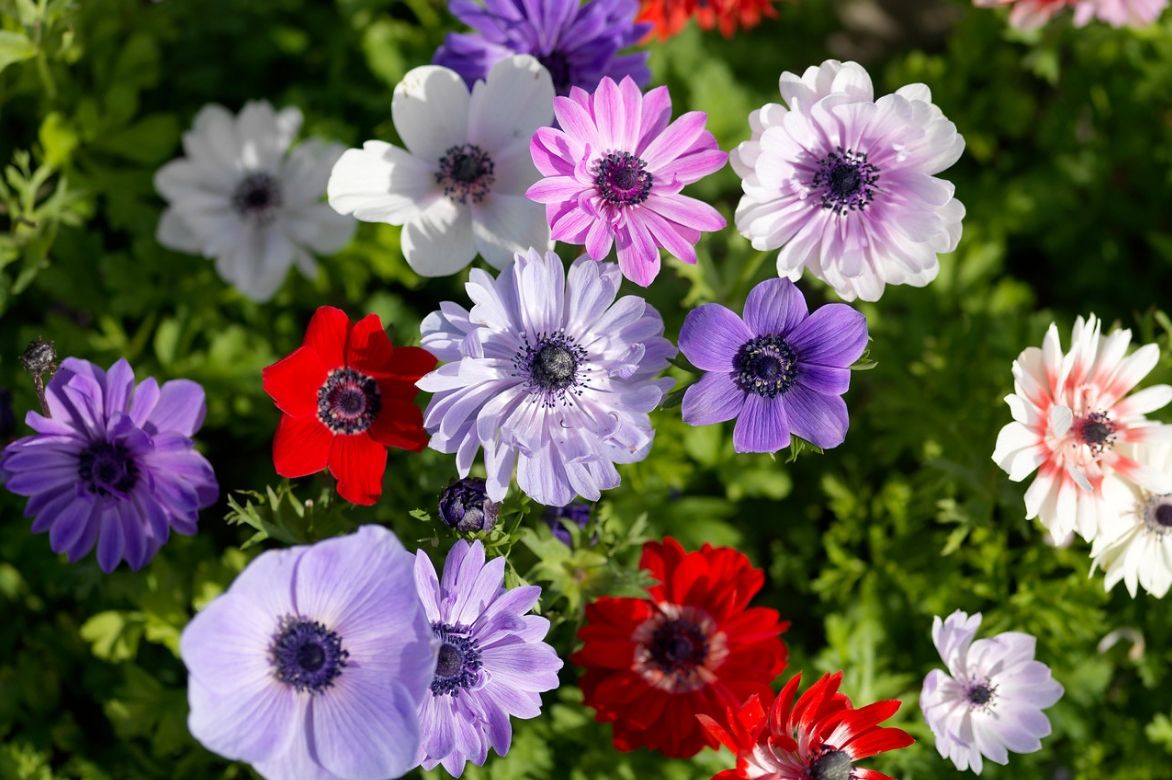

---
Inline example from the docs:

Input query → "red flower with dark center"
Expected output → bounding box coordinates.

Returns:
[572,537,789,758]
[698,672,914,780]
[638,0,780,39]
[262,306,436,505]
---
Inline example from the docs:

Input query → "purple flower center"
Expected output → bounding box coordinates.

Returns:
[647,618,709,674]
[430,623,482,696]
[733,335,798,398]
[78,441,138,496]
[809,749,853,780]
[1143,496,1172,534]
[317,367,382,435]
[514,332,588,408]
[812,147,879,216]
[269,616,348,694]
[1077,411,1116,454]
[231,172,282,224]
[537,50,572,95]
[436,144,495,204]
[1157,504,1172,527]
[966,680,997,709]
[593,151,653,207]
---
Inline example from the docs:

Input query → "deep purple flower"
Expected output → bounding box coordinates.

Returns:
[439,477,501,533]
[434,0,650,96]
[417,248,675,506]
[678,278,868,453]
[414,539,562,776]
[544,502,592,546]
[180,525,437,780]
[0,358,218,572]
[526,77,728,286]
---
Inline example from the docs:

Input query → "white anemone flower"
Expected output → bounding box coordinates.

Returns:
[155,101,355,302]
[1091,441,1172,598]
[327,55,554,277]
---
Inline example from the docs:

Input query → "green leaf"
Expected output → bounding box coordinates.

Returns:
[0,31,37,74]
[79,611,144,662]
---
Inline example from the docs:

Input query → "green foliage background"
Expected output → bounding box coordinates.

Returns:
[2,0,1172,778]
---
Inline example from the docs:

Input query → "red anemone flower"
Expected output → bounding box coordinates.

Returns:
[638,0,780,39]
[262,306,436,505]
[698,672,915,780]
[572,537,789,758]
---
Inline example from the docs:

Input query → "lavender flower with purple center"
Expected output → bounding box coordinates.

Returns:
[0,357,218,572]
[414,539,562,777]
[434,0,650,96]
[180,525,437,780]
[920,610,1064,774]
[679,278,868,454]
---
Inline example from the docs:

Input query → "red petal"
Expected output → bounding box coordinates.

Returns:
[303,306,350,367]
[272,415,331,478]
[844,726,915,761]
[572,638,635,670]
[328,433,387,505]
[368,398,428,452]
[346,314,393,374]
[262,346,328,417]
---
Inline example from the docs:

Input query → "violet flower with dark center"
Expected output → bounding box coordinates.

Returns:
[439,477,501,533]
[434,0,650,96]
[678,278,869,454]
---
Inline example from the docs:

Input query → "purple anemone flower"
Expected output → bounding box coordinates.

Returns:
[417,248,675,506]
[0,357,218,572]
[678,278,868,453]
[543,502,593,546]
[435,0,651,96]
[180,525,438,780]
[526,76,728,286]
[414,539,562,777]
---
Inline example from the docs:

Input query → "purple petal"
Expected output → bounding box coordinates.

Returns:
[640,111,709,170]
[678,304,751,371]
[103,359,136,418]
[743,278,809,337]
[797,363,851,395]
[145,379,207,436]
[682,372,745,426]
[48,498,98,555]
[450,553,506,626]
[128,376,161,426]
[96,507,125,572]
[732,394,790,453]
[311,672,422,780]
[788,304,869,367]
[187,676,300,764]
[784,383,849,449]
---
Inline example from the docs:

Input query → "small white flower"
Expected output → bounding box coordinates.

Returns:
[327,55,554,277]
[1091,441,1172,598]
[155,101,354,302]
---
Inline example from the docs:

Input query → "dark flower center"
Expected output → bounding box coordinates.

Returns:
[317,368,382,435]
[1142,496,1172,534]
[812,147,879,216]
[537,50,572,95]
[594,151,653,207]
[733,335,798,398]
[648,619,709,674]
[1157,504,1172,528]
[78,441,138,496]
[1077,411,1116,455]
[231,172,283,224]
[438,477,501,533]
[514,331,588,408]
[810,749,853,780]
[966,681,996,708]
[430,623,482,696]
[436,144,495,204]
[269,616,348,694]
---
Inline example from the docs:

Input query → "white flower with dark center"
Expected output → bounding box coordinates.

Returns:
[327,55,554,277]
[155,101,355,302]
[1091,441,1172,598]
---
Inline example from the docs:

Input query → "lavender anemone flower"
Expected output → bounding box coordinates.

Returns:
[434,0,651,96]
[920,610,1064,775]
[679,278,868,453]
[526,76,728,286]
[415,539,562,776]
[180,525,438,780]
[417,248,675,506]
[0,358,218,572]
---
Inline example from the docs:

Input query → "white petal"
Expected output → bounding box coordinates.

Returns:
[284,203,356,255]
[327,141,437,225]
[467,55,555,155]
[392,65,471,161]
[401,198,476,276]
[471,194,551,269]
[157,209,204,254]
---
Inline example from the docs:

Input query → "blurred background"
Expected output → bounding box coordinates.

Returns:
[2,0,1171,778]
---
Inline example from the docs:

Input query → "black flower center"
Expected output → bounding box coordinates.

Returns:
[437,144,495,204]
[430,623,482,696]
[231,172,283,224]
[1142,496,1172,534]
[78,441,138,496]
[733,335,798,398]
[648,619,708,674]
[1077,411,1116,455]
[538,50,572,95]
[594,151,653,207]
[812,147,879,216]
[317,368,382,435]
[269,616,348,694]
[810,749,853,780]
[1157,504,1172,528]
[966,681,996,708]
[514,331,588,408]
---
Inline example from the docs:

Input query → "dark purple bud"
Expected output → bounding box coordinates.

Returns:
[19,338,57,377]
[438,478,500,533]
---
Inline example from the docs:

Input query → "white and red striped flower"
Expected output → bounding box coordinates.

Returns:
[993,314,1172,542]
